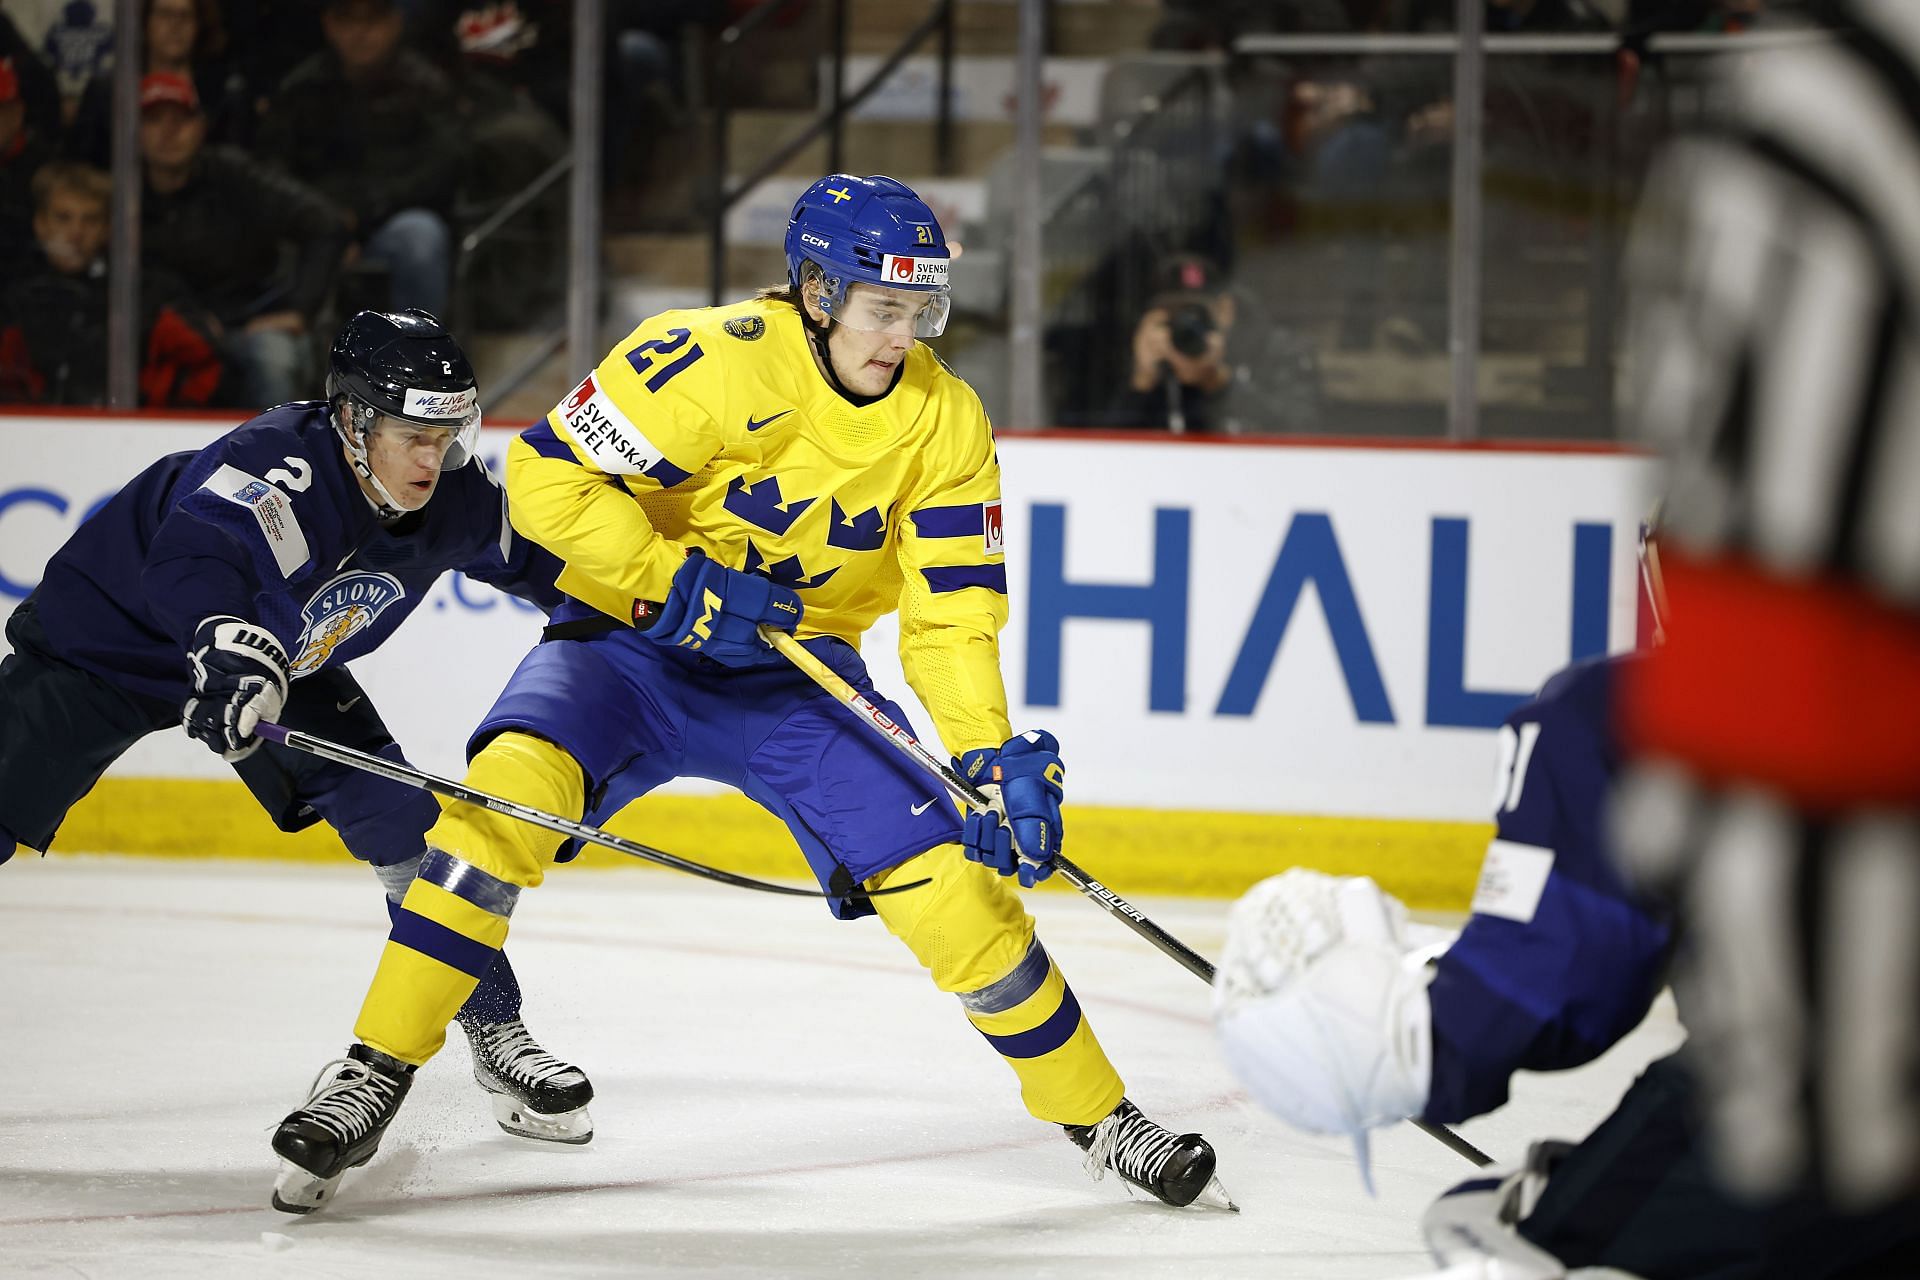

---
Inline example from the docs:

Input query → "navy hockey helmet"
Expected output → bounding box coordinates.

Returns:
[784,174,952,337]
[325,309,481,472]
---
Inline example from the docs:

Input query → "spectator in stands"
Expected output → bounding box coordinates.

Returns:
[139,71,349,408]
[413,0,570,134]
[67,0,249,165]
[1110,254,1320,433]
[0,54,53,283]
[257,0,469,318]
[8,0,113,123]
[219,0,322,131]
[0,161,223,405]
[409,0,567,321]
[0,11,62,141]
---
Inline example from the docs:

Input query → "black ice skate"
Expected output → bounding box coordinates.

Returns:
[458,1014,594,1144]
[270,1043,415,1214]
[1065,1098,1238,1211]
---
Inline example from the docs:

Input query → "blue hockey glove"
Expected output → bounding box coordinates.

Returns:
[643,549,802,667]
[954,730,1065,887]
[183,615,290,761]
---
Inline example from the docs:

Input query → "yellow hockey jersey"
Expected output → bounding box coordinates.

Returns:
[507,296,1012,755]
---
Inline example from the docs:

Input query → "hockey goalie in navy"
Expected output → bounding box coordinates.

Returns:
[0,309,598,1152]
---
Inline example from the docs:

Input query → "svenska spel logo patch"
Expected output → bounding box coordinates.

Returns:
[880,254,949,288]
[556,372,663,476]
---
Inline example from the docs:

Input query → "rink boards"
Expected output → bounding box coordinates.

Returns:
[0,416,1657,907]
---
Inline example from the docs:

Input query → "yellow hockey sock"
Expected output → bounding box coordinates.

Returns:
[355,733,586,1065]
[870,845,1125,1127]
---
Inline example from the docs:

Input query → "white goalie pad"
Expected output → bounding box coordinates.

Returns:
[1213,870,1435,1149]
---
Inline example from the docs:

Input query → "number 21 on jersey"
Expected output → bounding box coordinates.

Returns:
[627,328,705,393]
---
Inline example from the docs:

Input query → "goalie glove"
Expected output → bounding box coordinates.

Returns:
[1212,869,1434,1190]
[954,730,1065,887]
[183,615,290,761]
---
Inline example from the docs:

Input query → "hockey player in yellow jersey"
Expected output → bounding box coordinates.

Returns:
[268,174,1229,1214]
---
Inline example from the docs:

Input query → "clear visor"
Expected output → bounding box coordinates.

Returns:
[820,280,951,339]
[368,411,481,471]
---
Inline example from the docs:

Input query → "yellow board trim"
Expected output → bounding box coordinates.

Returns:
[53,778,1494,912]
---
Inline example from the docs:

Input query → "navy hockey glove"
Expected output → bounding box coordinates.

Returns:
[643,549,802,667]
[954,730,1065,887]
[183,615,290,761]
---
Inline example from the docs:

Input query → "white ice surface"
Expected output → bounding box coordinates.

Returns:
[0,855,1685,1279]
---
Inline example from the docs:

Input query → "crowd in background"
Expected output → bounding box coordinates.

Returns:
[0,0,728,408]
[0,0,1800,419]
[1066,0,1792,435]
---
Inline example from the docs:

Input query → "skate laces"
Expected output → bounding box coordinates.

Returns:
[1081,1105,1184,1186]
[472,1018,584,1087]
[295,1058,402,1143]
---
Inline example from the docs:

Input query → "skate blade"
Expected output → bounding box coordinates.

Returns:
[489,1092,593,1144]
[1193,1173,1240,1213]
[270,1159,342,1214]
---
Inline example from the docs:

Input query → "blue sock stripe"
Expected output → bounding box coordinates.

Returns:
[389,907,500,979]
[419,848,520,918]
[977,986,1084,1060]
[958,940,1051,1015]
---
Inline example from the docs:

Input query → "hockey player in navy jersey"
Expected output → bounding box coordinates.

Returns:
[1213,653,1669,1160]
[1213,641,1920,1277]
[0,309,600,1166]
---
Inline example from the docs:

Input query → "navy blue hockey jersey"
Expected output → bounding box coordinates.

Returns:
[1422,655,1677,1124]
[31,402,563,704]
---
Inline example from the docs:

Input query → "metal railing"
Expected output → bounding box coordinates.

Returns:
[706,0,958,304]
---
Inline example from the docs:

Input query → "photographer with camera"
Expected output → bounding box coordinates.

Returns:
[1115,254,1317,434]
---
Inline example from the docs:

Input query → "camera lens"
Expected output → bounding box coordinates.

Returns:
[1168,303,1215,357]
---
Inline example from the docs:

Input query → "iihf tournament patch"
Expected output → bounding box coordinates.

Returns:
[724,315,766,341]
[203,463,310,579]
[290,571,406,676]
[983,501,1005,555]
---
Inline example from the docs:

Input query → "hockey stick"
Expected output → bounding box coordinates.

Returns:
[253,721,929,901]
[759,627,1494,1169]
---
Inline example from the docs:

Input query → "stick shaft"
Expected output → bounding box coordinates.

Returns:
[762,632,1217,973]
[760,628,1493,1168]
[255,721,859,899]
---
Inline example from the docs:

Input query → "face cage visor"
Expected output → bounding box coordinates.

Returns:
[816,274,952,339]
[342,397,482,472]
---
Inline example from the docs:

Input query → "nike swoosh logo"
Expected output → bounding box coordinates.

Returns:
[910,798,937,816]
[746,409,794,432]
[336,698,362,713]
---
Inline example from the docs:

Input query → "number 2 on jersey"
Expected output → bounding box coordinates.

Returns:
[627,327,705,393]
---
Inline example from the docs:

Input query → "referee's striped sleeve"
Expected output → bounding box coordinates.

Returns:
[1626,0,1920,601]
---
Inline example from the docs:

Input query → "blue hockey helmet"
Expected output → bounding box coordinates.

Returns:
[325,308,481,472]
[784,174,952,338]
